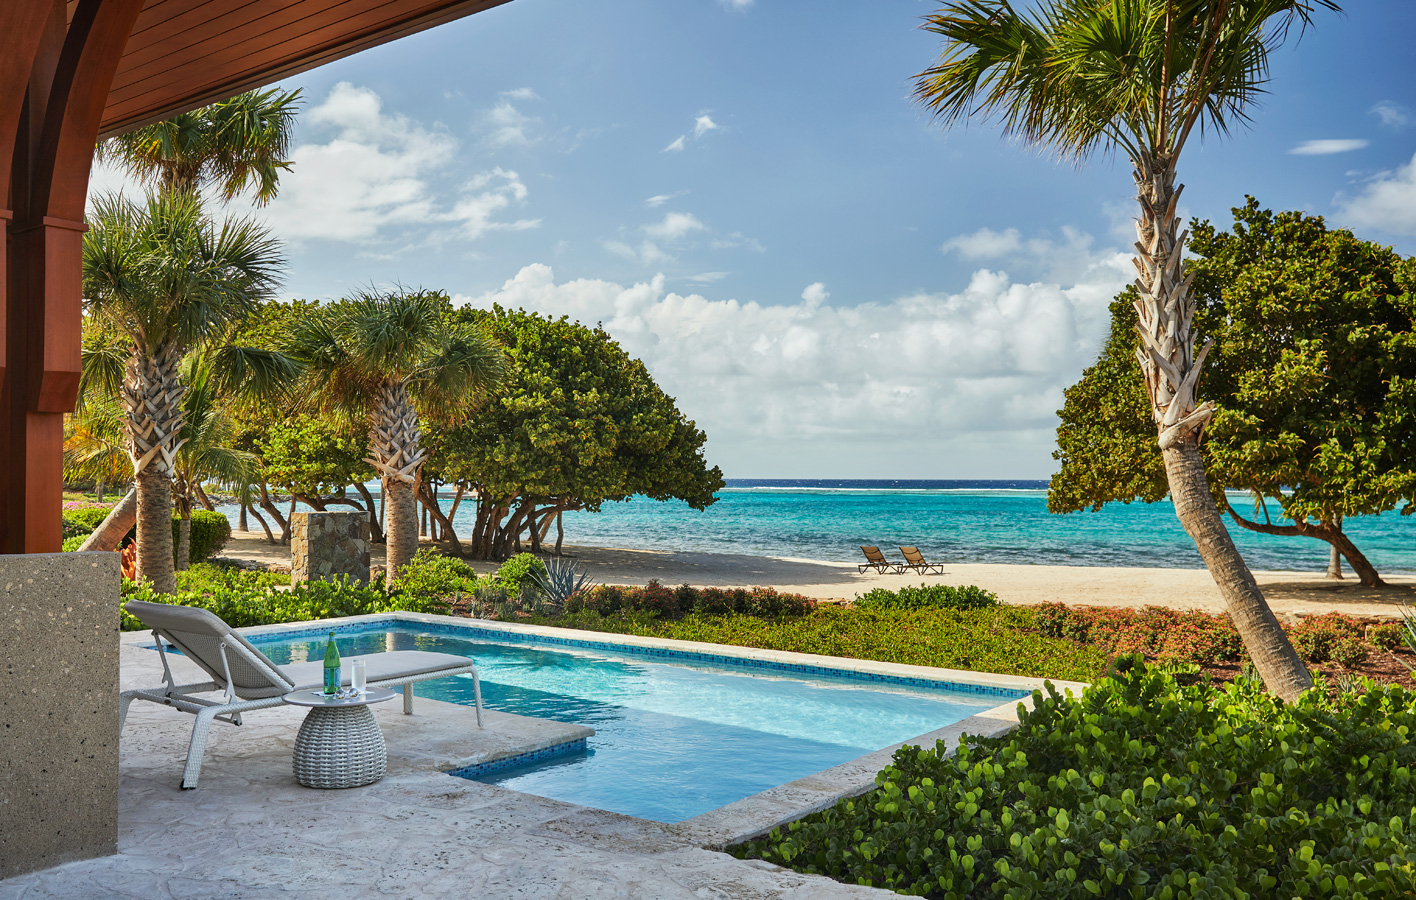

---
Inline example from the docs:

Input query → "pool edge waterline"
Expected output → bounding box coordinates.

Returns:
[125,612,1088,845]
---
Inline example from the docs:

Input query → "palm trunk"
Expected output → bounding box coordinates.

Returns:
[1133,152,1310,701]
[77,486,137,552]
[194,482,215,512]
[122,343,186,594]
[1327,543,1343,580]
[175,505,192,572]
[367,380,427,582]
[238,502,249,532]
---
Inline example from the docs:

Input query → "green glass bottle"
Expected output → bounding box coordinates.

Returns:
[323,631,341,695]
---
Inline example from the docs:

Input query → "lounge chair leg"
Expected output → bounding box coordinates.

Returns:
[473,670,483,728]
[118,690,138,731]
[403,683,414,715]
[181,707,220,790]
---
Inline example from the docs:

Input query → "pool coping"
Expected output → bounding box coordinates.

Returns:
[120,611,1088,846]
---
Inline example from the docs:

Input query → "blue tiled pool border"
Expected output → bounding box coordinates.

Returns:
[226,617,1031,701]
[447,738,589,780]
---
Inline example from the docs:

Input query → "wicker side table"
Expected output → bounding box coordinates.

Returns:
[283,688,397,789]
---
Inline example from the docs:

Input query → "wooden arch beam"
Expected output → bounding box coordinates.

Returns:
[2,0,144,552]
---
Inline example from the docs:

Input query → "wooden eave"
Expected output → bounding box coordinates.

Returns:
[84,0,513,140]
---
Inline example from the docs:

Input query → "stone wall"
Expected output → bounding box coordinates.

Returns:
[291,511,371,585]
[0,551,121,878]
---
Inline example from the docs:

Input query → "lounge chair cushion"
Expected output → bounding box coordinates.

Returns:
[277,651,475,697]
[125,600,295,698]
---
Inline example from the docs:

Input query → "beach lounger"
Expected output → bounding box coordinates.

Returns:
[119,600,483,789]
[858,545,902,573]
[898,546,946,575]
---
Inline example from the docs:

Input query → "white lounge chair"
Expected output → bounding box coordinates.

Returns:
[120,600,483,789]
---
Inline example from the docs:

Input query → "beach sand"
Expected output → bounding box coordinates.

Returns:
[217,530,1416,621]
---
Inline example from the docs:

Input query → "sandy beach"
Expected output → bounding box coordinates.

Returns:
[216,530,1416,621]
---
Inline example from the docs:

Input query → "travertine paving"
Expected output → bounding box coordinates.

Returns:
[1,635,888,899]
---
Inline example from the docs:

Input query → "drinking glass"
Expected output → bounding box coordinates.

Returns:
[350,659,367,693]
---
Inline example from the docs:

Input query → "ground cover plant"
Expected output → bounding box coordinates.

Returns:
[520,602,1106,683]
[734,661,1416,898]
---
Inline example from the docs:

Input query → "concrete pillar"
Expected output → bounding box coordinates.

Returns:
[0,551,120,878]
[290,511,371,585]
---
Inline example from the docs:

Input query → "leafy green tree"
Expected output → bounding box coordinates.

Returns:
[1053,200,1416,587]
[96,87,300,204]
[914,0,1338,700]
[283,290,504,581]
[82,192,286,592]
[431,307,724,560]
[255,415,379,538]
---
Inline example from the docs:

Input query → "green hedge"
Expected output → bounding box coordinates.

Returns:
[735,662,1416,898]
[60,508,231,564]
[854,583,999,612]
[565,580,816,620]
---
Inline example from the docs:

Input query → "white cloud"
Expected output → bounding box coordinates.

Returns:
[711,231,765,252]
[694,114,720,138]
[1289,139,1370,156]
[501,87,541,101]
[718,0,754,8]
[644,211,706,241]
[941,227,1022,259]
[255,83,537,245]
[1371,102,1411,129]
[664,135,687,153]
[457,245,1131,474]
[480,99,540,148]
[1335,152,1416,237]
[645,191,687,208]
[686,272,730,283]
[604,239,674,266]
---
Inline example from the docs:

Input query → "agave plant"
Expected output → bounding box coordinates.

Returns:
[529,556,596,614]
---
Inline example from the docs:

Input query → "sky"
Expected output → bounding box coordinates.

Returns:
[91,0,1416,480]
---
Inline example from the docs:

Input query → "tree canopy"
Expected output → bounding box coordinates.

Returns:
[1052,199,1416,585]
[428,306,724,558]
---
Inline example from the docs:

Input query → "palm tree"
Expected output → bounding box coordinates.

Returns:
[915,0,1337,701]
[82,191,284,592]
[284,290,505,582]
[170,354,262,569]
[96,87,301,204]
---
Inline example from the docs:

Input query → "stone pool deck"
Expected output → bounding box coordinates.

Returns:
[0,618,1083,899]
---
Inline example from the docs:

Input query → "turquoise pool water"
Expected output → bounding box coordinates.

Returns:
[257,625,1009,823]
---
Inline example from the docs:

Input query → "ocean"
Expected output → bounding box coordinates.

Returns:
[221,479,1416,574]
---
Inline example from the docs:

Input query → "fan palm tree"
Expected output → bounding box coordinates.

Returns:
[915,0,1337,701]
[82,191,285,592]
[96,87,301,204]
[284,290,505,582]
[170,353,262,570]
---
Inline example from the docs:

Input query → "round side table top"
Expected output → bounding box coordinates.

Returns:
[282,687,398,708]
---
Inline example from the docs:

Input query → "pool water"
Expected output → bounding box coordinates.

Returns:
[258,626,1010,823]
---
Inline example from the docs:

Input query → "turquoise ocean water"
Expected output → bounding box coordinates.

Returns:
[536,480,1416,574]
[220,479,1416,574]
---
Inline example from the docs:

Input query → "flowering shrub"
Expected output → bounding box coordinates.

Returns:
[1370,622,1406,652]
[1289,612,1368,666]
[1033,603,1244,666]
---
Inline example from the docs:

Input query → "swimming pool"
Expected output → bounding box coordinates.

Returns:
[255,624,1021,823]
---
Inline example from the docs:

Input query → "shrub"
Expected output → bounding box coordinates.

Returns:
[61,534,87,552]
[397,548,479,600]
[496,552,548,596]
[854,583,998,611]
[565,580,815,620]
[1290,612,1366,664]
[735,663,1416,899]
[1026,603,1245,667]
[1370,621,1406,652]
[66,506,114,532]
[120,570,448,631]
[175,510,232,563]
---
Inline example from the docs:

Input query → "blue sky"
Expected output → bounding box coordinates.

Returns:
[94,0,1416,479]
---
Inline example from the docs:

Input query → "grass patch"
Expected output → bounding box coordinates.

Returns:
[521,605,1108,683]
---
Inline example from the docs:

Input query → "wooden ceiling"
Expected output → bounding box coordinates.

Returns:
[81,0,514,139]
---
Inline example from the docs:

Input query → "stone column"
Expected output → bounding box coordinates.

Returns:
[0,551,120,878]
[290,511,371,585]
